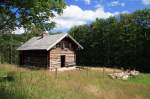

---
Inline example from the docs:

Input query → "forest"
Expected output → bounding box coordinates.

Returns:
[0,9,150,72]
[69,9,150,72]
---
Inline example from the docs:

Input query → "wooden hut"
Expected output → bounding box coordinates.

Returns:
[17,33,83,68]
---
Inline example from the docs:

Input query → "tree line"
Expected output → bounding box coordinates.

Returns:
[0,27,63,64]
[0,8,149,72]
[69,9,150,72]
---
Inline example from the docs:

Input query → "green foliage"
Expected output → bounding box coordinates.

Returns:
[69,9,150,72]
[0,34,23,64]
[0,0,66,34]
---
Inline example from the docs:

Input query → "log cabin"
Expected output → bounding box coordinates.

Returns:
[17,33,83,69]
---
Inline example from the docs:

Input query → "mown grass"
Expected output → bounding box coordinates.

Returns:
[0,64,150,99]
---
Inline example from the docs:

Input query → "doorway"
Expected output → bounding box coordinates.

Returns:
[61,55,65,67]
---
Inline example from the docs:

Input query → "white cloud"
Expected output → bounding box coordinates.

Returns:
[13,27,25,34]
[142,0,150,5]
[84,0,91,5]
[52,5,122,32]
[110,1,125,7]
[95,4,103,8]
[13,5,128,34]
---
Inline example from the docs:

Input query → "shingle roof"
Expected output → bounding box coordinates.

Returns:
[17,33,83,51]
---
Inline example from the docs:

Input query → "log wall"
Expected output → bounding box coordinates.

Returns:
[49,37,76,68]
[20,50,48,67]
[49,48,76,68]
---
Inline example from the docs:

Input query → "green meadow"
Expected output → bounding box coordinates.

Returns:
[0,64,150,99]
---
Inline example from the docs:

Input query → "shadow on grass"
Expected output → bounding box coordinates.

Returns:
[0,88,28,99]
[19,65,48,71]
[0,71,28,99]
[0,88,10,99]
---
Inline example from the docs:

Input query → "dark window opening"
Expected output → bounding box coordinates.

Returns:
[65,42,69,48]
[56,43,61,48]
[69,43,72,49]
[56,41,71,49]
[61,42,65,49]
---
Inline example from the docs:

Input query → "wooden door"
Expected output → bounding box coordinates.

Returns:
[61,55,65,67]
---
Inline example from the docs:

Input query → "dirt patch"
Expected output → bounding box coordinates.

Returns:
[49,66,122,73]
[84,85,104,98]
[49,66,76,72]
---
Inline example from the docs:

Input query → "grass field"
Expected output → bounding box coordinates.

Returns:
[0,64,150,99]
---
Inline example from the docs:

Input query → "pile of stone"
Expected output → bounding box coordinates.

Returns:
[109,70,140,80]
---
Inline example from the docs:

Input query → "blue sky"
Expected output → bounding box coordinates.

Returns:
[66,0,150,13]
[14,0,150,34]
[51,0,150,33]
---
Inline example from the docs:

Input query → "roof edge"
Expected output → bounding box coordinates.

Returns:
[46,33,83,50]
[67,34,84,49]
[46,33,68,51]
[17,33,83,51]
